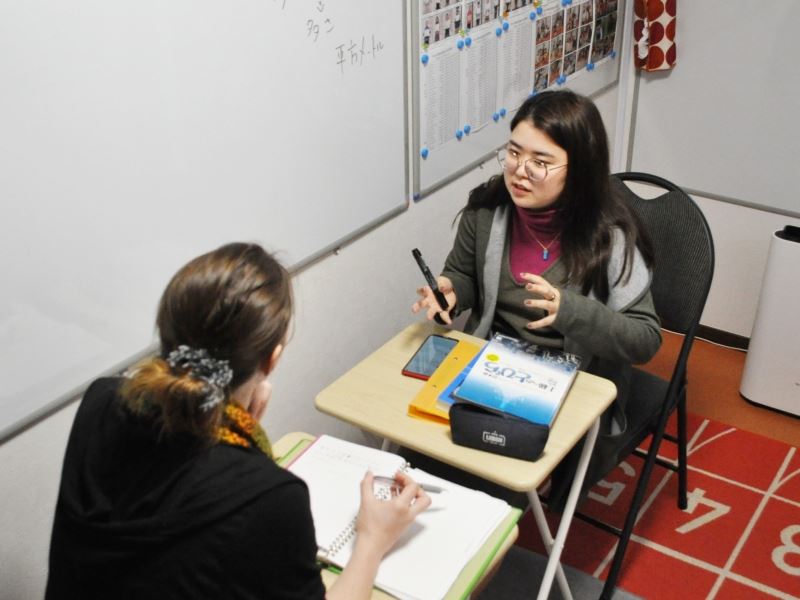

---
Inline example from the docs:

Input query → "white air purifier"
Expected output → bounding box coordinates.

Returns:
[740,226,800,416]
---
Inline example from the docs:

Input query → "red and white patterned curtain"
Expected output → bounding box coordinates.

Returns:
[633,0,676,71]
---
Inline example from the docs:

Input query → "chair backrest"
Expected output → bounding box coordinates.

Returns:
[611,172,715,337]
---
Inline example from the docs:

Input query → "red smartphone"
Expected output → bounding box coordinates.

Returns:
[401,334,458,381]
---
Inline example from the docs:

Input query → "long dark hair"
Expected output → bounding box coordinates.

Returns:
[466,90,653,301]
[121,243,293,440]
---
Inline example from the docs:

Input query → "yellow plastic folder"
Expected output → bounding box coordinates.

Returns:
[407,339,483,424]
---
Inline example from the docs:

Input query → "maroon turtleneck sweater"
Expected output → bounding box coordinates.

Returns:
[509,205,562,283]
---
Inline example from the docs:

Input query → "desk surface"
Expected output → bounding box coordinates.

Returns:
[316,321,617,492]
[273,431,520,600]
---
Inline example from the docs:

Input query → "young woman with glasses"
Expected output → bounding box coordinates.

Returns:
[412,90,662,508]
[47,243,430,600]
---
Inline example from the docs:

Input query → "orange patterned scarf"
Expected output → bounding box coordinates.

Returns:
[217,403,273,459]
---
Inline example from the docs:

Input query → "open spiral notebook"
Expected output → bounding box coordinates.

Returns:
[286,434,514,600]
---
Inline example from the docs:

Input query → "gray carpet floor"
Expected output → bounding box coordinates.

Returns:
[474,546,642,600]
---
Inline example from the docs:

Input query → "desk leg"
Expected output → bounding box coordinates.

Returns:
[530,495,573,600]
[527,417,601,600]
[528,492,572,600]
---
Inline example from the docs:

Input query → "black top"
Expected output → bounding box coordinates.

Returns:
[46,377,326,600]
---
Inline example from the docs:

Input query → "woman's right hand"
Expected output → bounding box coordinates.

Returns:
[411,276,457,325]
[355,471,431,559]
[327,472,431,600]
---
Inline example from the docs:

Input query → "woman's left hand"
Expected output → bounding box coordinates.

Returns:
[520,272,561,330]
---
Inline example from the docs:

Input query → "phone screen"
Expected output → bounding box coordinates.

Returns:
[401,334,458,380]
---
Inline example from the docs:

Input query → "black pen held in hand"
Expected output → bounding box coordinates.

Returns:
[412,248,449,325]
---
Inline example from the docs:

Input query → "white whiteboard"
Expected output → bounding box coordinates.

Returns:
[0,0,408,441]
[630,0,800,216]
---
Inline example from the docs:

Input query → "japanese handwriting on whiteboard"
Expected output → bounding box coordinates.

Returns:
[307,1,335,43]
[336,35,385,75]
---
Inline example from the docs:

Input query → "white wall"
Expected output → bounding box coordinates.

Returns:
[629,1,800,217]
[622,0,800,339]
[692,196,800,338]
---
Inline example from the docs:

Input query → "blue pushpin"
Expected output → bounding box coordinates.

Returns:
[421,54,429,65]
[537,6,543,14]
[492,112,500,122]
[457,39,464,49]
[529,12,536,20]
[557,75,566,85]
[420,147,429,159]
[499,107,507,117]
[587,62,594,71]
[465,36,472,47]
[464,124,471,134]
[413,193,421,201]
[502,21,509,31]
[456,129,463,140]
[561,0,568,6]
[611,50,617,59]
[495,27,502,37]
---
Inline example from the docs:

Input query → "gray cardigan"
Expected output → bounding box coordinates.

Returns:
[444,204,660,359]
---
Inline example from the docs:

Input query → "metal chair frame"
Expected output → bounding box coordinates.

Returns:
[580,172,715,599]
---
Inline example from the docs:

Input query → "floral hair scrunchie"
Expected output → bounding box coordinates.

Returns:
[166,345,233,412]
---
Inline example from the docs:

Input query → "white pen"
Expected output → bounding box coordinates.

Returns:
[373,475,444,494]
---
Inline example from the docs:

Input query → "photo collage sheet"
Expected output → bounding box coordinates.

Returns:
[419,0,619,155]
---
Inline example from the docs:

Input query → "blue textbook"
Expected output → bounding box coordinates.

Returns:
[453,333,581,425]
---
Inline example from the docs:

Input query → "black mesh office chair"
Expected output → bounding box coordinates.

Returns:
[581,172,715,599]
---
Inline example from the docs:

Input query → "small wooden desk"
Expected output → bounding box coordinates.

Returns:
[315,322,617,600]
[273,431,519,600]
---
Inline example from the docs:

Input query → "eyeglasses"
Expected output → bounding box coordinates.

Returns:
[497,146,568,182]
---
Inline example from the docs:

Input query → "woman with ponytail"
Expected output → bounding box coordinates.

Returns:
[412,90,662,508]
[47,242,429,599]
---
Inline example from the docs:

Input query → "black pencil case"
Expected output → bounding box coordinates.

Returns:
[449,402,550,461]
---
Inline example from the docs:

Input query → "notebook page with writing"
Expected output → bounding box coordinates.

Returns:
[287,434,406,560]
[287,435,512,600]
[375,467,511,600]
